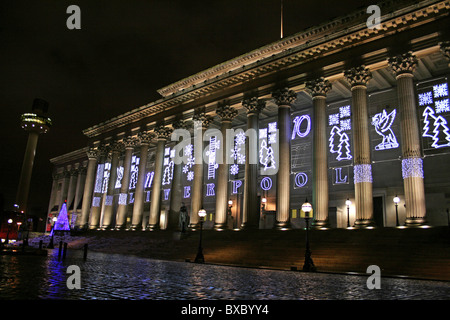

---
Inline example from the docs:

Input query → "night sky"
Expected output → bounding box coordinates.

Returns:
[0,0,375,215]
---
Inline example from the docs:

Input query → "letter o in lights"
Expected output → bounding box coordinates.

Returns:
[294,172,308,188]
[260,177,273,191]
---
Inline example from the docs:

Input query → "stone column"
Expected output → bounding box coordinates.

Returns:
[168,119,189,230]
[344,66,374,228]
[241,97,265,229]
[89,146,108,230]
[131,131,154,230]
[73,167,86,216]
[306,77,332,228]
[115,136,136,230]
[215,102,238,230]
[190,109,213,227]
[388,52,427,226]
[78,148,98,230]
[147,125,172,230]
[59,170,71,209]
[101,142,123,230]
[66,168,79,211]
[273,87,297,230]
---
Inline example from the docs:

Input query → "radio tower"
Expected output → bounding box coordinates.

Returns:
[15,99,52,213]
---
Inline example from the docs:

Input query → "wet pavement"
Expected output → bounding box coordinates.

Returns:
[1,248,449,300]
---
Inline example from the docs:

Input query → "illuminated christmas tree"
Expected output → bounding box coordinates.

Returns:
[50,201,70,235]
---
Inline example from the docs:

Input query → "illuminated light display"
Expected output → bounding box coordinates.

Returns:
[115,166,124,188]
[144,171,154,188]
[92,196,101,207]
[230,164,239,175]
[206,136,220,180]
[329,126,352,161]
[260,177,273,191]
[329,113,340,126]
[294,172,308,188]
[206,183,215,196]
[435,99,450,114]
[102,163,111,193]
[433,82,448,98]
[371,109,399,150]
[146,191,151,202]
[163,189,171,201]
[129,156,140,189]
[418,91,433,106]
[340,105,351,118]
[422,106,450,149]
[162,147,174,186]
[94,163,105,193]
[183,186,191,198]
[52,202,70,232]
[291,115,311,139]
[105,195,113,206]
[128,193,134,204]
[334,167,349,184]
[353,164,373,183]
[231,180,243,194]
[402,158,424,179]
[118,193,127,205]
[259,140,276,171]
[183,143,195,181]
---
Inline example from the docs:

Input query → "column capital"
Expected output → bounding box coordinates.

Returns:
[70,168,79,176]
[123,136,137,149]
[62,170,71,178]
[216,101,238,122]
[344,65,372,87]
[110,141,124,154]
[242,96,266,115]
[86,148,99,160]
[154,125,173,141]
[78,166,87,175]
[138,131,155,146]
[272,87,297,106]
[193,108,213,128]
[439,41,450,61]
[388,52,418,78]
[172,119,189,130]
[306,77,332,98]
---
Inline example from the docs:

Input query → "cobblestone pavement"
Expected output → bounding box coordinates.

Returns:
[1,249,449,300]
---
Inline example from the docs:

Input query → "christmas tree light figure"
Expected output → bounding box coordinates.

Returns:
[431,115,450,149]
[50,201,71,235]
[336,132,353,161]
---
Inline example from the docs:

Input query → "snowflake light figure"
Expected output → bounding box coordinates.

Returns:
[268,133,277,144]
[268,122,277,133]
[230,164,239,175]
[340,105,351,118]
[329,113,340,126]
[340,119,351,131]
[183,165,189,174]
[259,128,267,139]
[187,171,194,181]
[235,132,246,146]
[433,83,448,99]
[418,92,433,106]
[435,99,450,114]
[237,153,246,164]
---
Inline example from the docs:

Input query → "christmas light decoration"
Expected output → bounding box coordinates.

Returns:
[402,158,424,179]
[144,171,154,188]
[334,167,349,184]
[294,172,308,188]
[231,180,243,194]
[206,136,220,180]
[371,109,399,150]
[52,202,70,232]
[422,106,450,148]
[260,177,273,191]
[183,186,191,198]
[329,126,352,161]
[118,193,127,205]
[353,164,373,183]
[206,183,215,196]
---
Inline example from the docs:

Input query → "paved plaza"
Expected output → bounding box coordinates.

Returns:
[1,249,449,301]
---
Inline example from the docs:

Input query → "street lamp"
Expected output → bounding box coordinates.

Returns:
[5,219,13,245]
[194,208,207,263]
[345,198,351,228]
[393,195,400,227]
[301,198,316,272]
[228,200,233,215]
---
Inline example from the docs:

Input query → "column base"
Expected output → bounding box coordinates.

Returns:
[274,221,291,230]
[405,217,427,227]
[213,223,227,231]
[114,225,126,231]
[312,220,329,230]
[353,219,376,229]
[145,224,159,231]
[240,222,259,230]
[88,224,99,230]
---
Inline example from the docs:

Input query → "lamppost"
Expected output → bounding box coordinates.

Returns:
[5,219,13,245]
[194,208,207,263]
[301,198,316,272]
[345,198,351,228]
[393,195,400,227]
[48,216,57,249]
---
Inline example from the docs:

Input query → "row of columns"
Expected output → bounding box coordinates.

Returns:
[76,51,428,231]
